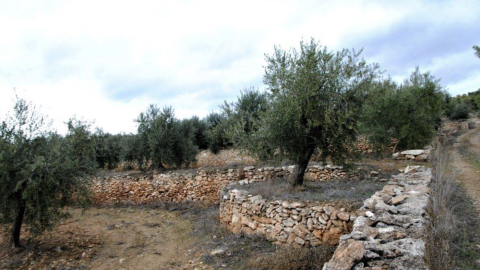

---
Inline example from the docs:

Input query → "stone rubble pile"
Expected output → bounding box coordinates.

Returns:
[219,190,355,247]
[392,149,430,161]
[92,165,346,205]
[354,136,375,154]
[323,166,431,270]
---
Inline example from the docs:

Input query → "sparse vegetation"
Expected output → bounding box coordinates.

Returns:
[229,176,386,208]
[425,142,480,270]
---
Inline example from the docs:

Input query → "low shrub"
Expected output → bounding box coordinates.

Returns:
[449,103,470,120]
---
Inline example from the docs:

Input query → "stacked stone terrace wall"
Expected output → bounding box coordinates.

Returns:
[219,189,356,247]
[92,165,345,205]
[323,166,431,270]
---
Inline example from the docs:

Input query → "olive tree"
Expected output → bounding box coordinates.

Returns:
[135,105,197,169]
[222,87,268,149]
[0,98,96,248]
[92,129,122,170]
[253,39,379,186]
[204,112,230,154]
[361,68,446,152]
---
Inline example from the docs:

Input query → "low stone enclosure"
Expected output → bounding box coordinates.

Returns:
[92,162,432,269]
[92,165,345,205]
[220,166,432,269]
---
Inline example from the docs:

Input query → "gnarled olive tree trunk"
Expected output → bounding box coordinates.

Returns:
[11,196,26,248]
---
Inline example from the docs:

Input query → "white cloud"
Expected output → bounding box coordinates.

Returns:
[1,0,479,133]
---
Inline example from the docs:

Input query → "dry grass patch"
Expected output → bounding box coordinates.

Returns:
[425,145,480,270]
[229,174,386,209]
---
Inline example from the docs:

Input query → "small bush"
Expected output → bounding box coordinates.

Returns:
[449,103,470,120]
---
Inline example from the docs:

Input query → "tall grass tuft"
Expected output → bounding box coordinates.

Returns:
[425,143,456,269]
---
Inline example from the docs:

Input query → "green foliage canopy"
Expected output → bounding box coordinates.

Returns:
[222,87,268,151]
[248,39,380,185]
[361,68,446,152]
[0,98,96,247]
[204,112,230,154]
[135,105,197,169]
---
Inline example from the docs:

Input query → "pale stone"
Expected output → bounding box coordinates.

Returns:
[416,154,429,161]
[294,237,305,245]
[323,206,335,215]
[290,202,306,208]
[318,216,328,225]
[210,248,226,256]
[400,150,424,156]
[337,212,350,221]
[282,219,295,227]
[323,240,364,270]
[365,211,375,218]
[391,195,408,205]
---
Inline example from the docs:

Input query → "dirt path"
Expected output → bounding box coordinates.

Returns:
[449,117,480,213]
[0,207,211,270]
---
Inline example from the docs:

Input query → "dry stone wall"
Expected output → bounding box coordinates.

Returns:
[323,166,431,270]
[92,165,345,205]
[219,189,355,247]
[392,149,430,161]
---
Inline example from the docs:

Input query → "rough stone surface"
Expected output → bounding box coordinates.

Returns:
[322,240,365,270]
[323,166,431,270]
[92,165,346,205]
[219,189,354,246]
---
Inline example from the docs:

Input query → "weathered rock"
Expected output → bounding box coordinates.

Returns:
[210,248,226,256]
[282,219,296,227]
[391,195,408,205]
[322,240,365,270]
[400,150,424,156]
[337,212,350,221]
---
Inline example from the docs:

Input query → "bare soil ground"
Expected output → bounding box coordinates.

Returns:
[0,204,336,270]
[0,207,210,270]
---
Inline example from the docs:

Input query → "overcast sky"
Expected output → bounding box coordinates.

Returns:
[1,0,479,134]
